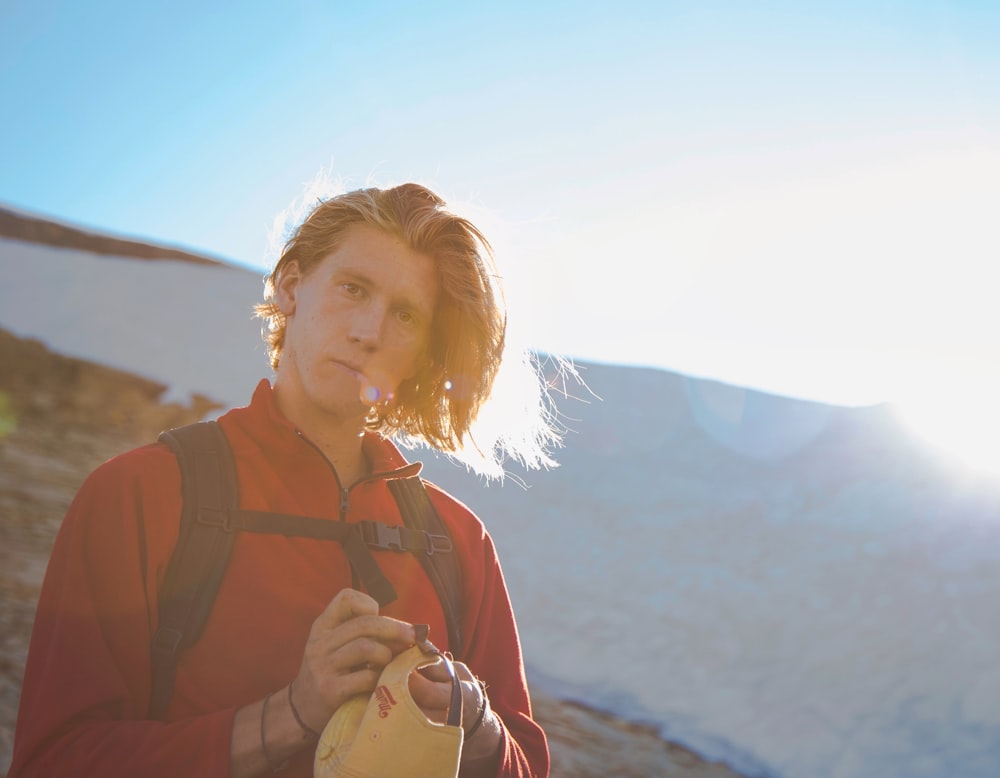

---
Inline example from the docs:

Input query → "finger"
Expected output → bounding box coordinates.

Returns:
[451,661,476,682]
[333,636,395,674]
[416,659,452,684]
[408,668,455,712]
[315,588,380,630]
[449,663,488,731]
[322,614,417,654]
[313,664,383,704]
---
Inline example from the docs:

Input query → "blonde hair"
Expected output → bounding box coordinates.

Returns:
[256,183,508,456]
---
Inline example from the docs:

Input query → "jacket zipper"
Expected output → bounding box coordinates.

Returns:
[293,430,415,521]
[295,431,352,521]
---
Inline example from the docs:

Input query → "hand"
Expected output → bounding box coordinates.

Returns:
[409,659,502,762]
[290,588,416,734]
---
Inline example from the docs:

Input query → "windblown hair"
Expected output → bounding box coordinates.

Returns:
[255,183,507,455]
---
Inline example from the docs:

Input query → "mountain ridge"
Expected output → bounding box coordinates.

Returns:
[0,204,228,267]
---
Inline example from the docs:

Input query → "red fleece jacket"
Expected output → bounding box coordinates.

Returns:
[10,380,548,777]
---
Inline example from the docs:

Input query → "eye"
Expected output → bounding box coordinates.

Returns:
[342,282,363,297]
[396,309,415,325]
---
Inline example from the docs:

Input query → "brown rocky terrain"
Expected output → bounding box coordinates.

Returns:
[0,328,744,777]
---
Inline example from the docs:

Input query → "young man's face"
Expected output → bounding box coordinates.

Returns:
[274,223,439,428]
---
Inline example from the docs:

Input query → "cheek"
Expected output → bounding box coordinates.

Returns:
[376,343,429,392]
[283,312,322,362]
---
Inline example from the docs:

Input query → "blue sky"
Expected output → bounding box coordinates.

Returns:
[3,1,1000,466]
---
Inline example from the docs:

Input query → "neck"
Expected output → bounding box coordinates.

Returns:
[271,381,371,487]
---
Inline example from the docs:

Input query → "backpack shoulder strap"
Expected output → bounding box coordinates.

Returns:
[387,477,464,657]
[149,420,238,720]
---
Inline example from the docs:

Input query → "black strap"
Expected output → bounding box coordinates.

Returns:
[150,422,238,720]
[413,624,463,728]
[193,509,454,610]
[210,509,452,555]
[148,421,464,720]
[389,477,464,656]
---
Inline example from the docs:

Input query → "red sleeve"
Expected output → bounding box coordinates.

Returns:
[449,505,550,778]
[9,447,236,778]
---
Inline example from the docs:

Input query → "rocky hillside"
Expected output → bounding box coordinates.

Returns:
[0,328,221,774]
[0,327,745,776]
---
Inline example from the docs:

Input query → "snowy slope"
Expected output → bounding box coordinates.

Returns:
[420,364,1000,777]
[1,237,270,406]
[3,229,999,778]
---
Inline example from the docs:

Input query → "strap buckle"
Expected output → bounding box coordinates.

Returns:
[358,521,404,551]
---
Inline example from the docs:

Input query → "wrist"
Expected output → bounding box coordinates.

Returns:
[461,680,502,763]
[261,691,289,772]
[460,710,503,777]
[236,686,316,776]
[288,679,321,741]
[230,688,312,778]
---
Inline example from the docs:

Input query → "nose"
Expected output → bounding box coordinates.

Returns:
[348,304,386,350]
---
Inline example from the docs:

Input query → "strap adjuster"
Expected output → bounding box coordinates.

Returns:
[358,521,404,551]
[151,627,184,657]
[426,533,453,555]
[198,508,234,532]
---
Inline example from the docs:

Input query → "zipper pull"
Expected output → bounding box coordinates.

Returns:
[339,487,350,519]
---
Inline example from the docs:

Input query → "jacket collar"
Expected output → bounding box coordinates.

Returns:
[237,379,422,481]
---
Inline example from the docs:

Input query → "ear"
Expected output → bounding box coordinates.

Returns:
[274,261,302,316]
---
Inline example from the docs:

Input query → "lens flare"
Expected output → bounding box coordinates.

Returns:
[891,375,1000,478]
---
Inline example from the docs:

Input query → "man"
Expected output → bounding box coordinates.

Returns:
[10,183,553,777]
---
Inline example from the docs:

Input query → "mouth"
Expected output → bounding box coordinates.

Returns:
[331,359,364,380]
[331,360,383,404]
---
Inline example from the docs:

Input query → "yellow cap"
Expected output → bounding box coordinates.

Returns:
[314,641,464,778]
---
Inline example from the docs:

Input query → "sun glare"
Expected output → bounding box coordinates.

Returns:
[891,375,1000,478]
